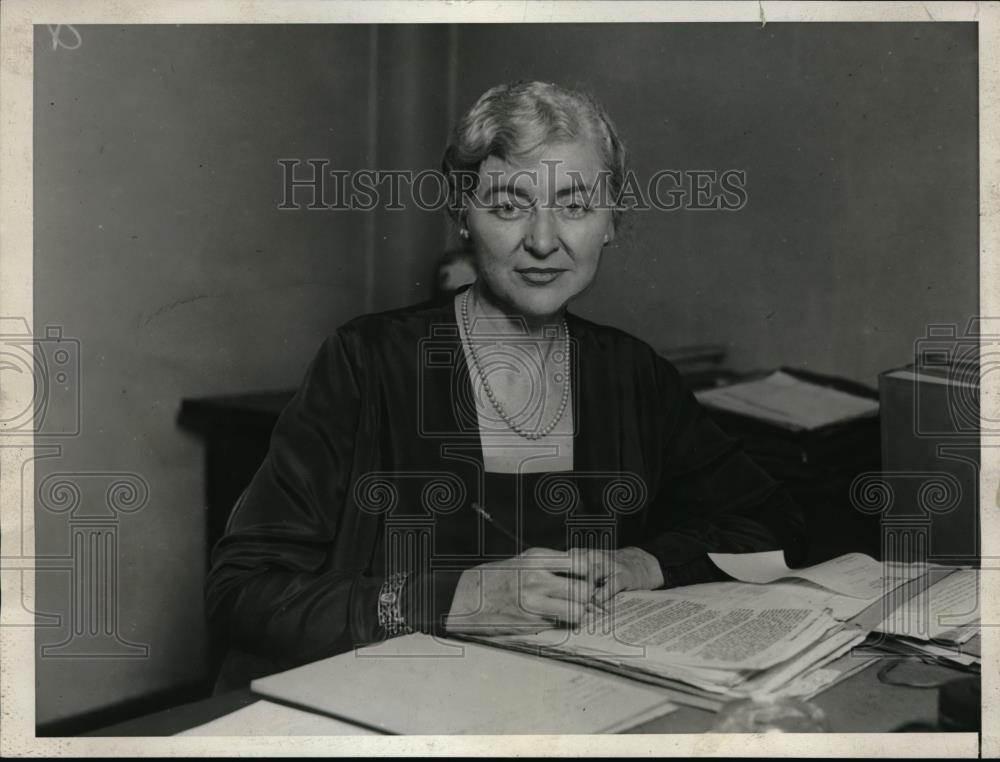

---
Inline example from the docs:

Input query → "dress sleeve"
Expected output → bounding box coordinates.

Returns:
[204,327,387,666]
[634,354,808,588]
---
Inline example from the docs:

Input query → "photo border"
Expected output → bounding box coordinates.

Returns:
[1,0,995,757]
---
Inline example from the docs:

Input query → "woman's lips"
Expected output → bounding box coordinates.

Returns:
[517,269,565,285]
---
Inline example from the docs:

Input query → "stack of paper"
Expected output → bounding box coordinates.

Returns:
[708,551,980,664]
[862,633,981,671]
[876,568,979,640]
[863,568,980,671]
[695,370,879,431]
[471,582,867,710]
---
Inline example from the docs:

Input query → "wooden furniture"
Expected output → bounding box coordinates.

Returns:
[178,391,293,562]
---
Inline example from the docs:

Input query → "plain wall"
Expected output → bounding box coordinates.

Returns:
[33,25,375,727]
[452,23,978,386]
[32,23,977,726]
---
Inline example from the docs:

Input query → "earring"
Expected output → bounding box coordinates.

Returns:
[603,234,610,244]
[459,229,470,240]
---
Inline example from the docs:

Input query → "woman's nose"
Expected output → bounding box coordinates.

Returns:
[523,207,559,257]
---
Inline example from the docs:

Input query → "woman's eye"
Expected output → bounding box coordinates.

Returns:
[562,202,590,218]
[492,201,526,219]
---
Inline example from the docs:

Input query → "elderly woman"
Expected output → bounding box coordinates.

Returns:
[206,81,805,679]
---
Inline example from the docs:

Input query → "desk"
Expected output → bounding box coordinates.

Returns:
[88,657,964,735]
[174,389,959,735]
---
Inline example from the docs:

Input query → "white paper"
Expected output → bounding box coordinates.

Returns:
[479,585,845,702]
[502,591,836,671]
[177,700,378,736]
[676,578,875,621]
[251,634,676,735]
[709,551,923,600]
[740,628,867,698]
[694,370,879,430]
[877,569,979,641]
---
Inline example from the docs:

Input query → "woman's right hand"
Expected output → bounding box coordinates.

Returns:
[443,547,598,635]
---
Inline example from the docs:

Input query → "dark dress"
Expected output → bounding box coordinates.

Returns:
[205,287,806,681]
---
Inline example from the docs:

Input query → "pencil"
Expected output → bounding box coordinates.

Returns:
[471,501,611,615]
[471,501,522,547]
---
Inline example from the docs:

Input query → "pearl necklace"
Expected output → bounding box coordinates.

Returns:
[461,288,571,441]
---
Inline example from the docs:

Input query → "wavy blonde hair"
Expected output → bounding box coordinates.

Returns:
[442,80,627,228]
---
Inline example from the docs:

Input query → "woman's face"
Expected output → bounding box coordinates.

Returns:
[465,139,615,319]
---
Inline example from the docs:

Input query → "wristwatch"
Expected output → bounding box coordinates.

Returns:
[377,572,413,637]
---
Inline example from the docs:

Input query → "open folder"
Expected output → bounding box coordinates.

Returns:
[250,633,677,735]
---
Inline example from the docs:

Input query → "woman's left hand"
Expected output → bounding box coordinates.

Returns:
[568,546,665,608]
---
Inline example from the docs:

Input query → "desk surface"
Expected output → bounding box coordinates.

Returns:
[87,657,964,736]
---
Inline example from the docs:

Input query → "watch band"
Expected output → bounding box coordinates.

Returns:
[377,571,413,637]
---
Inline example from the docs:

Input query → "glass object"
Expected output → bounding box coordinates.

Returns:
[711,695,829,733]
